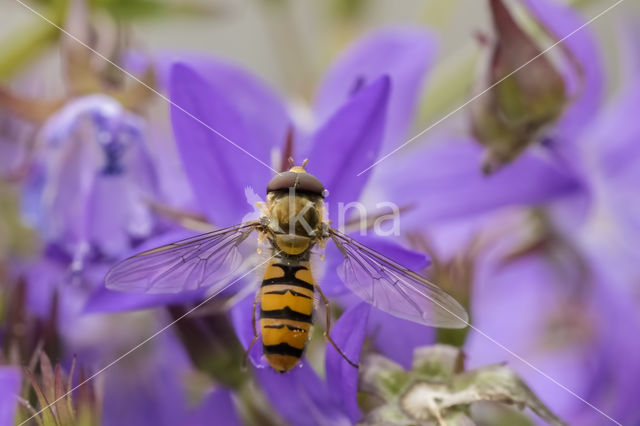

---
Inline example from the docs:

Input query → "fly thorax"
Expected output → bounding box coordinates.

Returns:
[268,194,321,237]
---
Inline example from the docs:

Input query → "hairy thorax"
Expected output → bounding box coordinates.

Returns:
[266,192,324,256]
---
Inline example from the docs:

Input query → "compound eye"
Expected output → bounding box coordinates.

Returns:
[266,172,325,197]
[267,172,297,192]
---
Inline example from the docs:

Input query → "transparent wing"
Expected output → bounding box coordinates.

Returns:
[106,221,260,294]
[329,228,469,329]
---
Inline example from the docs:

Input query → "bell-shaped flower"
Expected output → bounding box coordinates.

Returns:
[22,95,158,266]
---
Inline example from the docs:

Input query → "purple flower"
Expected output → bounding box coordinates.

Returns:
[339,3,639,424]
[370,0,602,230]
[325,302,371,423]
[188,387,242,426]
[100,330,242,426]
[369,138,583,230]
[393,14,640,420]
[83,6,627,424]
[314,27,438,150]
[575,67,640,281]
[6,2,640,426]
[93,27,440,307]
[1,92,170,362]
[160,28,444,423]
[465,240,640,424]
[78,27,444,425]
[254,365,351,426]
[22,94,158,265]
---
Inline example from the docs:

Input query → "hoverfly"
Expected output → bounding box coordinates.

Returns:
[106,159,469,373]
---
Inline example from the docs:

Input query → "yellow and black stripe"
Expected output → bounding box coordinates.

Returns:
[260,256,315,372]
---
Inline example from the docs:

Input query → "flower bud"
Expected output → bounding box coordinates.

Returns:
[471,0,568,173]
[359,344,566,425]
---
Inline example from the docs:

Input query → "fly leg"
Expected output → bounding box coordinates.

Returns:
[243,291,260,369]
[315,284,359,369]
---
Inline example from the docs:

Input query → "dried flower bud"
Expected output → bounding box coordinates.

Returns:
[471,0,568,173]
[359,344,566,426]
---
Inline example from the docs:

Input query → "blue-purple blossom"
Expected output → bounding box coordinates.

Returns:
[369,0,602,228]
[0,1,639,425]
[99,331,242,426]
[314,27,438,150]
[22,94,158,265]
[465,236,640,424]
[357,2,640,423]
[158,28,448,422]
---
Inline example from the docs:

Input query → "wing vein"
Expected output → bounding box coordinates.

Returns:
[106,221,261,294]
[329,228,469,329]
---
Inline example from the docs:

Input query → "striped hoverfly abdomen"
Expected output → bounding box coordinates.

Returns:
[260,255,316,372]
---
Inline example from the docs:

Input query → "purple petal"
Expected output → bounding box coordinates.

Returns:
[255,364,350,426]
[229,292,263,366]
[367,309,436,369]
[354,235,431,270]
[159,53,289,158]
[589,80,640,178]
[584,258,640,422]
[0,367,21,426]
[36,113,98,251]
[315,28,437,148]
[466,256,582,414]
[307,76,390,219]
[84,285,208,313]
[101,333,191,426]
[25,95,156,258]
[467,251,640,424]
[17,256,97,327]
[619,22,640,86]
[189,388,241,426]
[169,63,274,226]
[372,138,583,227]
[522,0,604,143]
[583,80,640,252]
[0,138,22,175]
[22,258,63,319]
[127,50,290,153]
[326,302,370,423]
[86,176,140,258]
